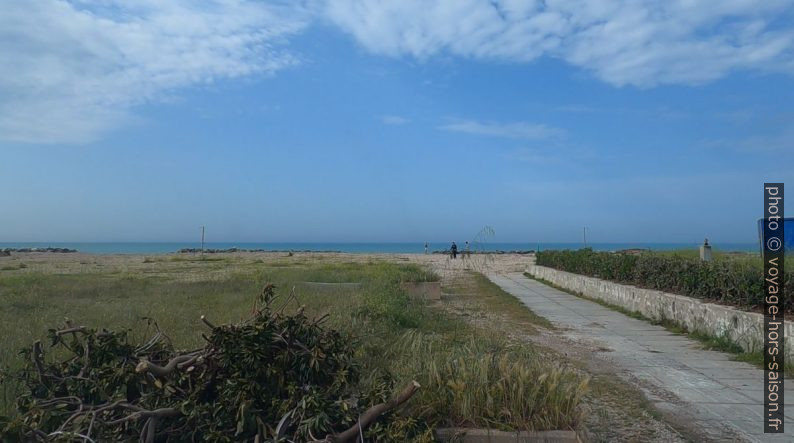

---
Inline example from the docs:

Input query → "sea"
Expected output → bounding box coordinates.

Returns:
[0,242,760,254]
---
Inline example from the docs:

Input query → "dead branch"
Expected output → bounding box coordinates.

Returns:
[135,331,164,355]
[176,354,200,370]
[32,341,47,387]
[312,381,421,443]
[274,286,297,314]
[105,405,181,426]
[46,431,96,443]
[56,326,88,336]
[78,339,91,378]
[93,400,126,414]
[292,339,311,354]
[140,417,157,443]
[135,354,199,377]
[200,315,215,329]
[57,402,85,432]
[35,396,83,408]
[311,313,330,326]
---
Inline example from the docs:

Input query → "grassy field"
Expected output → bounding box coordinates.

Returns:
[0,254,586,433]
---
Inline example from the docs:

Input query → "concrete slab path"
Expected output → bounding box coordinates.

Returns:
[488,272,794,443]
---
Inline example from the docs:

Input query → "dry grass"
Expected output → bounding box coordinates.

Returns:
[442,271,554,332]
[382,331,587,430]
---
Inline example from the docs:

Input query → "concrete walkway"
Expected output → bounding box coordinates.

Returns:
[488,272,794,443]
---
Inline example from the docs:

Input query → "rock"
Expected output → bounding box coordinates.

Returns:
[2,247,76,253]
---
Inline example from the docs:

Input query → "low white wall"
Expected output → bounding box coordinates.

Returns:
[526,264,793,358]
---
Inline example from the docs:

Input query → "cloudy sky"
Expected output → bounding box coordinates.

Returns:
[1,0,793,244]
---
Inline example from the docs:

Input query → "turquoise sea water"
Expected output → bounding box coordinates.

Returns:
[0,242,759,254]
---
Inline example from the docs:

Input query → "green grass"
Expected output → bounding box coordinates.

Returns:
[524,272,794,377]
[0,257,586,432]
[294,260,439,284]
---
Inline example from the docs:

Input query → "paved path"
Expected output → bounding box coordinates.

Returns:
[488,272,794,443]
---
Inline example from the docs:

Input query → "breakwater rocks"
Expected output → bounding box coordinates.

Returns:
[177,248,342,254]
[2,247,77,255]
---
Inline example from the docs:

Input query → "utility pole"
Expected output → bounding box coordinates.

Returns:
[200,226,205,256]
[583,227,588,248]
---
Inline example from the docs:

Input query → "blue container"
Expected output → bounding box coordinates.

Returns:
[757,217,794,254]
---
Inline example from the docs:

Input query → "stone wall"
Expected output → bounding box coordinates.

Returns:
[526,263,793,358]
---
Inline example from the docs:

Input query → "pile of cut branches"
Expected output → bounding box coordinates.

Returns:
[0,284,422,442]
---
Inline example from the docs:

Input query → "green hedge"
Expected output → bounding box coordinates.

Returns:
[536,249,792,312]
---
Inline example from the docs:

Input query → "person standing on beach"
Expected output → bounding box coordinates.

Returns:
[465,241,470,258]
[424,242,428,254]
[451,242,458,259]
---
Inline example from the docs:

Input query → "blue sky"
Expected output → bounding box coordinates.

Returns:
[1,0,793,244]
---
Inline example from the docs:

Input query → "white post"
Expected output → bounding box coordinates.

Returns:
[699,238,712,261]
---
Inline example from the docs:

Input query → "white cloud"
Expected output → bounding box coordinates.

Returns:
[380,115,409,125]
[440,119,561,140]
[7,1,794,144]
[325,0,794,87]
[0,0,310,143]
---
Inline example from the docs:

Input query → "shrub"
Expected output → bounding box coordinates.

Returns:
[536,249,791,312]
[0,285,425,442]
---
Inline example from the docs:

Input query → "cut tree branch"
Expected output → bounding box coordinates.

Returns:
[105,406,181,426]
[56,326,88,336]
[200,315,216,329]
[135,354,199,377]
[32,341,47,387]
[312,381,421,443]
